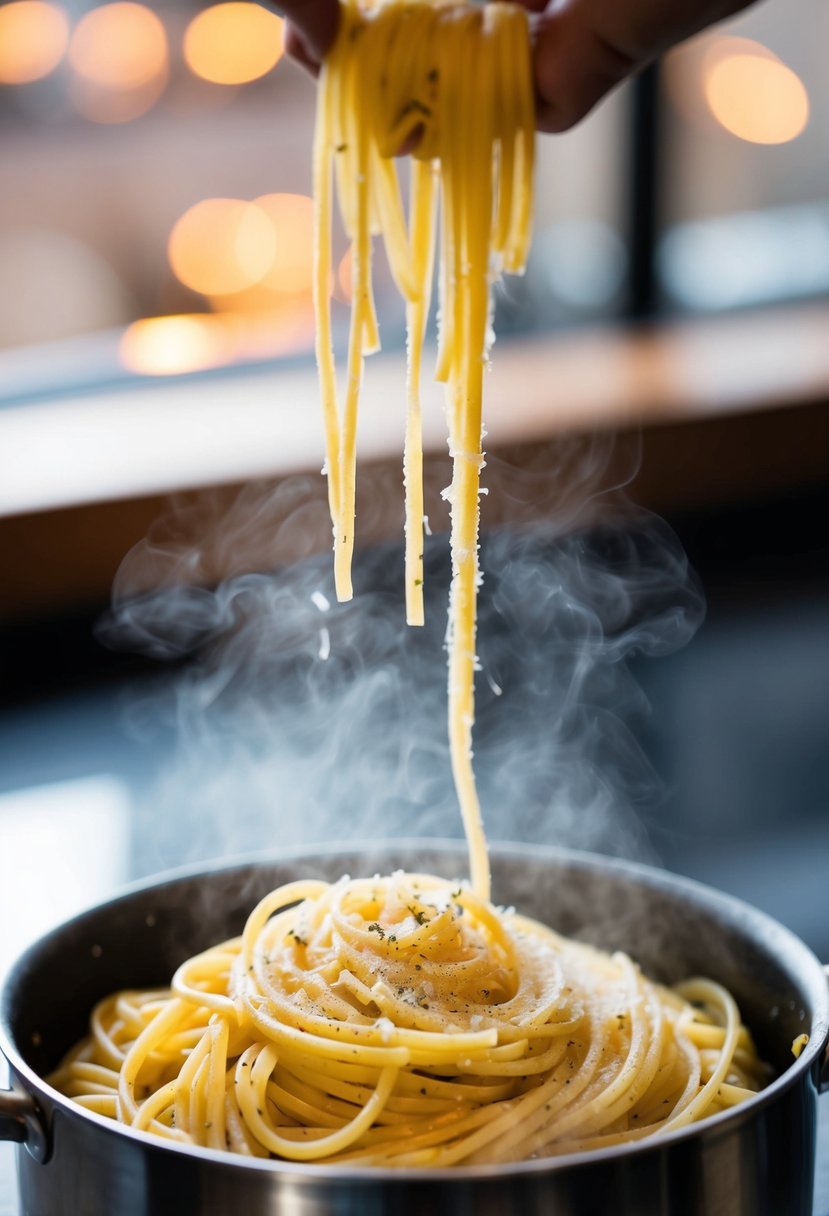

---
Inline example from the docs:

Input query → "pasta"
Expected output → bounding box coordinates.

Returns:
[51,0,776,1164]
[50,873,770,1163]
[314,0,534,902]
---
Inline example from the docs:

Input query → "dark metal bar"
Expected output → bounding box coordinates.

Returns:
[627,63,662,319]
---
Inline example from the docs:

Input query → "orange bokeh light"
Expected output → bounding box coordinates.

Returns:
[120,308,314,375]
[69,2,167,89]
[119,314,232,376]
[704,51,809,145]
[68,2,168,122]
[701,35,779,72]
[168,198,277,297]
[208,290,316,355]
[183,2,284,86]
[253,193,315,295]
[0,0,69,85]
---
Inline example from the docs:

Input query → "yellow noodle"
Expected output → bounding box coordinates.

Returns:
[312,2,534,899]
[51,874,769,1163]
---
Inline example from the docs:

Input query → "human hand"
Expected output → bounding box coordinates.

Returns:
[276,0,341,75]
[527,0,756,131]
[276,0,756,131]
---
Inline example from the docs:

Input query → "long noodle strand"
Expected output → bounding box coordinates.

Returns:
[404,159,437,626]
[314,0,533,900]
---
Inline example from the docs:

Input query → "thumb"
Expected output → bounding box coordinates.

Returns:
[530,3,639,133]
[273,0,340,65]
[530,0,756,133]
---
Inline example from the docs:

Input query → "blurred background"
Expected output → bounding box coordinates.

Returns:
[0,0,827,1009]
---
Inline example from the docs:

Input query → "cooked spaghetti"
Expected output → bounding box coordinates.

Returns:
[50,873,769,1163]
[314,0,534,902]
[51,0,776,1162]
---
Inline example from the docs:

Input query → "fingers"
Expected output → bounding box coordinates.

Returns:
[529,0,757,133]
[509,0,548,12]
[273,0,340,66]
[276,0,756,132]
[284,23,323,77]
[530,2,638,133]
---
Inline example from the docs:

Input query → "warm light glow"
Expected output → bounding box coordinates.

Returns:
[209,292,316,355]
[705,52,809,145]
[120,315,232,376]
[119,308,314,375]
[254,193,315,295]
[183,2,284,85]
[168,198,277,297]
[0,0,69,84]
[68,2,168,122]
[69,2,167,89]
[702,35,779,71]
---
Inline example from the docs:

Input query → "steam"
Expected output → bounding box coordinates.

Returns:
[98,446,704,878]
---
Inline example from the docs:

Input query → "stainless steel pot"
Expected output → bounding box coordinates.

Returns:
[2,841,828,1216]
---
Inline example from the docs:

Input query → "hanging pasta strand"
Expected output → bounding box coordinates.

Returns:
[335,11,373,601]
[312,47,342,532]
[404,158,437,626]
[311,0,535,898]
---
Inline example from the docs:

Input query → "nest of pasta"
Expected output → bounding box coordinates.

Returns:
[51,873,769,1166]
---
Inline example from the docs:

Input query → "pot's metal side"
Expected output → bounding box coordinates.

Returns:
[2,844,828,1216]
[9,1066,819,1216]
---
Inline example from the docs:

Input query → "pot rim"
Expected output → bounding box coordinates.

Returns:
[2,839,827,1181]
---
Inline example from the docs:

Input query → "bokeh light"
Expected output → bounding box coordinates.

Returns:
[120,307,315,376]
[701,35,778,70]
[183,2,284,86]
[168,198,277,296]
[69,2,167,89]
[0,0,69,85]
[207,292,316,356]
[254,193,315,295]
[202,193,318,356]
[704,49,809,145]
[68,2,168,123]
[119,314,233,376]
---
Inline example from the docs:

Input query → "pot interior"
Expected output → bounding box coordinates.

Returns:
[3,842,826,1087]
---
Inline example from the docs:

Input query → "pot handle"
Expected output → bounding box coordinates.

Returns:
[0,1083,49,1162]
